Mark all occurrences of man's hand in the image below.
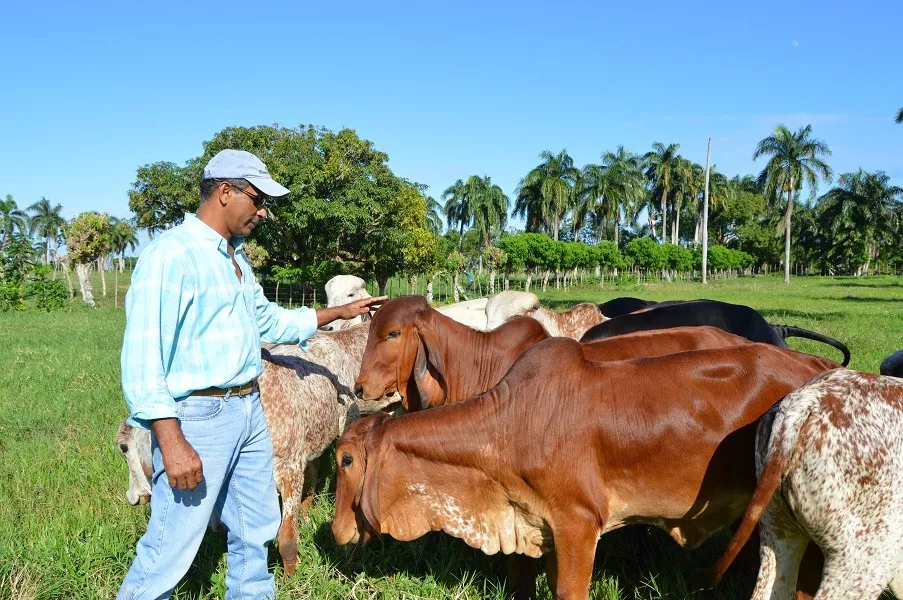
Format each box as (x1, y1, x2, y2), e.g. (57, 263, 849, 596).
(316, 296, 387, 327)
(151, 418, 204, 491)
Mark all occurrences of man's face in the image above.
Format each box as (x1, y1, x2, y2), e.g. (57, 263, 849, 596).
(226, 182, 268, 237)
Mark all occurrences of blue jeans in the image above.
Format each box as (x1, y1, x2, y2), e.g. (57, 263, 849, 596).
(118, 390, 280, 600)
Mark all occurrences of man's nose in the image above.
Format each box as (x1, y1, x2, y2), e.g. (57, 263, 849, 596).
(354, 384, 364, 399)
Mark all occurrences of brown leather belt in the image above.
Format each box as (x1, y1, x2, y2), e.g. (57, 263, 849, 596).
(188, 380, 257, 398)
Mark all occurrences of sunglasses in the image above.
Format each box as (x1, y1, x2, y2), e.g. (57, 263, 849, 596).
(234, 185, 269, 209)
(216, 180, 269, 209)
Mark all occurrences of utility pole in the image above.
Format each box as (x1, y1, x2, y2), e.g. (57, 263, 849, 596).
(702, 137, 712, 284)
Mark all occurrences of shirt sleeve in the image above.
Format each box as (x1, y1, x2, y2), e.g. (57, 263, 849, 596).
(121, 246, 194, 429)
(252, 276, 318, 347)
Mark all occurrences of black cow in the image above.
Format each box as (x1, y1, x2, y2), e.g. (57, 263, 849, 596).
(582, 299, 850, 366)
(881, 349, 903, 377)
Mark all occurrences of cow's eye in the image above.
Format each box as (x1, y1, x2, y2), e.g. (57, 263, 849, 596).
(387, 331, 401, 339)
(341, 454, 353, 468)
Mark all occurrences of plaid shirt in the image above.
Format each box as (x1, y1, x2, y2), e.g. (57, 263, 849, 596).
(121, 214, 317, 429)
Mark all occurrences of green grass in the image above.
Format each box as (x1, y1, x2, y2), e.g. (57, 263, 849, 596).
(1, 275, 901, 599)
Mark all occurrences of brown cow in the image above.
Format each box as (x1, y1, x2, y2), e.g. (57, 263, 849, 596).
(356, 295, 758, 412)
(337, 339, 839, 599)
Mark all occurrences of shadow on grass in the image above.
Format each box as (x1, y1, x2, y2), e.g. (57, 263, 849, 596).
(309, 519, 759, 599)
(825, 279, 903, 289)
(822, 296, 903, 304)
(758, 309, 845, 322)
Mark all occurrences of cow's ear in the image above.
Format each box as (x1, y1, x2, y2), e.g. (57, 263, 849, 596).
(418, 328, 447, 394)
(359, 417, 388, 532)
(412, 336, 445, 409)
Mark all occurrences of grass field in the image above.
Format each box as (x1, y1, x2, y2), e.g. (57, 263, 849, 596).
(1, 274, 901, 599)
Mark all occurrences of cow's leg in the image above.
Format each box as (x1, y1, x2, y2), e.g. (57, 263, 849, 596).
(887, 568, 903, 598)
(275, 463, 305, 577)
(505, 554, 537, 600)
(298, 460, 318, 522)
(814, 553, 889, 600)
(795, 543, 824, 600)
(752, 500, 810, 600)
(549, 528, 597, 600)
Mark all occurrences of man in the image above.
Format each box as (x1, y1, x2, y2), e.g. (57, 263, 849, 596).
(118, 149, 385, 599)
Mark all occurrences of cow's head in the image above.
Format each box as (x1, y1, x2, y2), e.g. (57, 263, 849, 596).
(354, 296, 447, 411)
(321, 275, 372, 331)
(484, 291, 541, 330)
(116, 421, 152, 506)
(331, 412, 391, 545)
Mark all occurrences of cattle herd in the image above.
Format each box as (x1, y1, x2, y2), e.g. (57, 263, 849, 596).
(117, 275, 903, 600)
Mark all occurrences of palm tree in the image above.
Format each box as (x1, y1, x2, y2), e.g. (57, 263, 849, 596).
(644, 142, 681, 244)
(753, 124, 833, 284)
(818, 170, 901, 275)
(515, 150, 578, 241)
(577, 163, 608, 241)
(27, 197, 66, 264)
(669, 158, 700, 244)
(601, 147, 645, 248)
(109, 218, 139, 272)
(464, 175, 509, 252)
(0, 195, 28, 247)
(442, 179, 470, 250)
(424, 195, 444, 235)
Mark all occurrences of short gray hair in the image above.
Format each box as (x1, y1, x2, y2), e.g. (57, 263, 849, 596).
(200, 178, 249, 203)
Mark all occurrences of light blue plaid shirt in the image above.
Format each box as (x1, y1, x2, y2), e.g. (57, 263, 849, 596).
(121, 214, 317, 429)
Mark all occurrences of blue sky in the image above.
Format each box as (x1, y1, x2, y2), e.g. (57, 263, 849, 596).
(2, 0, 901, 250)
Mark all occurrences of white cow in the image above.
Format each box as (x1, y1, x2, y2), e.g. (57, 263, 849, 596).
(701, 368, 903, 599)
(484, 291, 606, 339)
(322, 275, 372, 331)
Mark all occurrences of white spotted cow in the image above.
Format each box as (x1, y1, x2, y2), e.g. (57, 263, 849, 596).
(701, 368, 903, 599)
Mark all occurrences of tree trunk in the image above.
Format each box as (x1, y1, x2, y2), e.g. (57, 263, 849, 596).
(426, 277, 434, 303)
(63, 263, 74, 300)
(525, 271, 533, 293)
(458, 221, 465, 251)
(614, 209, 620, 248)
(45, 237, 51, 265)
(75, 263, 96, 307)
(452, 273, 460, 302)
(377, 276, 388, 297)
(408, 274, 418, 296)
(276, 281, 280, 304)
(552, 217, 560, 241)
(784, 184, 793, 285)
(119, 252, 125, 273)
(661, 187, 668, 244)
(489, 269, 496, 295)
(98, 258, 107, 297)
(673, 199, 681, 244)
(648, 207, 657, 239)
(115, 268, 119, 308)
(541, 270, 550, 292)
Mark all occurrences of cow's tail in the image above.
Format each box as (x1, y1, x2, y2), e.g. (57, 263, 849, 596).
(772, 324, 850, 366)
(696, 383, 822, 588)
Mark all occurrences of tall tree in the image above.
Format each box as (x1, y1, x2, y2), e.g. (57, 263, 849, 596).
(65, 212, 111, 307)
(515, 150, 577, 241)
(424, 195, 444, 234)
(669, 157, 700, 244)
(464, 175, 508, 252)
(109, 218, 139, 272)
(817, 169, 901, 275)
(0, 195, 28, 247)
(753, 124, 833, 284)
(644, 142, 681, 244)
(442, 179, 470, 250)
(27, 197, 66, 264)
(601, 147, 645, 248)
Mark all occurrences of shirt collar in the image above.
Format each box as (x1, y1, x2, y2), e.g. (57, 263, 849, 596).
(183, 214, 244, 254)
